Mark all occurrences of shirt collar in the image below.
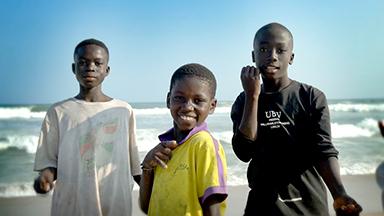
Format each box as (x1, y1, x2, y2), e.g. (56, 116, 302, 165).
(158, 122, 208, 145)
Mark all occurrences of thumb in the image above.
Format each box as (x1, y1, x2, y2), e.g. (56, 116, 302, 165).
(40, 177, 51, 192)
(43, 182, 51, 192)
(162, 140, 178, 150)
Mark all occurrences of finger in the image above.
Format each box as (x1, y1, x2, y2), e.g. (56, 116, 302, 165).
(249, 67, 257, 78)
(162, 140, 178, 150)
(44, 182, 51, 192)
(157, 143, 171, 156)
(241, 66, 259, 80)
(348, 203, 362, 213)
(154, 151, 171, 162)
(154, 155, 168, 169)
(34, 177, 47, 194)
(254, 67, 260, 77)
(241, 66, 251, 78)
(40, 178, 50, 192)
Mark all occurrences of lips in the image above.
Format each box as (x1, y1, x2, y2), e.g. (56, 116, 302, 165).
(179, 115, 196, 121)
(262, 65, 279, 73)
(83, 75, 96, 80)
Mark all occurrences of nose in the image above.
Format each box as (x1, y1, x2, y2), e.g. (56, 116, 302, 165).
(268, 49, 278, 62)
(86, 62, 96, 71)
(182, 100, 194, 110)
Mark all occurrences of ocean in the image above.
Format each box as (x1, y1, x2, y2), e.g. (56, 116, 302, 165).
(0, 99, 383, 197)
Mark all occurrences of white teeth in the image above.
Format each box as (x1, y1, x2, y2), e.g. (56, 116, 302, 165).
(180, 115, 194, 120)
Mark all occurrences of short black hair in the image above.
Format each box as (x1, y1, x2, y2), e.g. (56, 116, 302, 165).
(73, 38, 109, 60)
(254, 22, 294, 47)
(170, 63, 217, 97)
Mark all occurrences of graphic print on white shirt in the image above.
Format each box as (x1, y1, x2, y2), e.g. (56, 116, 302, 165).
(79, 118, 118, 177)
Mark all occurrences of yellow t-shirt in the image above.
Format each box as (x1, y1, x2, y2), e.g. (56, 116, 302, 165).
(148, 123, 227, 216)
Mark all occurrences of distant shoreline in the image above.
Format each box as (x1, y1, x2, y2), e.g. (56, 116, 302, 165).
(1, 97, 384, 106)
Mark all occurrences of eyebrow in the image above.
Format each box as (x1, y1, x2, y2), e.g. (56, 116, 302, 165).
(258, 41, 289, 47)
(259, 40, 285, 44)
(173, 90, 209, 97)
(78, 57, 105, 61)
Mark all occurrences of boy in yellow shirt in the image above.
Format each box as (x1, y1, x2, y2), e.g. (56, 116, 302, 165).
(139, 63, 227, 216)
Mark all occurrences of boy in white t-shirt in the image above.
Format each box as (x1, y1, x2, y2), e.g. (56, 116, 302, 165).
(33, 38, 141, 216)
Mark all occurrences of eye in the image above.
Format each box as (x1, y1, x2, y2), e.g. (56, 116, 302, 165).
(172, 96, 184, 103)
(193, 98, 207, 105)
(95, 61, 102, 66)
(78, 60, 86, 66)
(259, 47, 267, 53)
(277, 48, 287, 54)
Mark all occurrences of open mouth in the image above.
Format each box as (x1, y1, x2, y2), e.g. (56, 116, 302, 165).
(179, 115, 196, 121)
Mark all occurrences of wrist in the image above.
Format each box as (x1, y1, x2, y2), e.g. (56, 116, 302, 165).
(141, 162, 154, 172)
(244, 92, 259, 101)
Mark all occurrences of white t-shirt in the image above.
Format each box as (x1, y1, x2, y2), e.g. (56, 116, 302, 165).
(34, 98, 141, 216)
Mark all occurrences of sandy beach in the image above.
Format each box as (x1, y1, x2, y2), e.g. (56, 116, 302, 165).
(0, 174, 382, 216)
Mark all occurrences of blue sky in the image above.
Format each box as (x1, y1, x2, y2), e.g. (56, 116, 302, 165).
(0, 0, 383, 104)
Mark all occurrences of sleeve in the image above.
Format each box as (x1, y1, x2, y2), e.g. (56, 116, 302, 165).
(310, 90, 339, 160)
(196, 135, 227, 205)
(128, 108, 141, 176)
(230, 92, 254, 162)
(34, 106, 59, 171)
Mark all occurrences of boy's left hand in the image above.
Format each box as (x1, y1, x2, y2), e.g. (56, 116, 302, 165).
(333, 195, 362, 216)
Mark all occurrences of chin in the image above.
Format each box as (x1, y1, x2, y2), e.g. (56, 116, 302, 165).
(176, 124, 195, 132)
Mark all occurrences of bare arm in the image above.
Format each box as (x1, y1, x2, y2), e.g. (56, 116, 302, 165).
(139, 141, 178, 213)
(139, 169, 154, 213)
(238, 66, 261, 140)
(315, 157, 362, 215)
(202, 195, 226, 216)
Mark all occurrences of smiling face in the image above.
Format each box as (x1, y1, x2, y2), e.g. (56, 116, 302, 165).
(72, 44, 110, 89)
(167, 77, 217, 139)
(253, 23, 294, 82)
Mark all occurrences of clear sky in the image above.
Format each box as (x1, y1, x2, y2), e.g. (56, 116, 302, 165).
(1, 0, 383, 104)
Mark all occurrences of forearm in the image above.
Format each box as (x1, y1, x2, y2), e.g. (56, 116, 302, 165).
(315, 157, 346, 199)
(238, 94, 259, 140)
(203, 203, 221, 216)
(139, 170, 154, 213)
(231, 130, 254, 162)
(202, 196, 223, 216)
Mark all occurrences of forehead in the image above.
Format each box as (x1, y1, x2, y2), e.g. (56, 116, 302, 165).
(171, 77, 212, 94)
(75, 44, 109, 59)
(254, 27, 292, 47)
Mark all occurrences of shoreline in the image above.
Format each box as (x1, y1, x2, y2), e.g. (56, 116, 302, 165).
(0, 174, 382, 216)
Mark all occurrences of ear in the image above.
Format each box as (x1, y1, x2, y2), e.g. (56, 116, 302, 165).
(72, 63, 75, 74)
(289, 53, 294, 65)
(166, 92, 171, 109)
(209, 98, 217, 114)
(252, 51, 256, 63)
(105, 66, 110, 76)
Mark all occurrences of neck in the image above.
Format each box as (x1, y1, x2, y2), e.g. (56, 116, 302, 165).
(76, 86, 111, 102)
(173, 126, 192, 143)
(262, 77, 292, 93)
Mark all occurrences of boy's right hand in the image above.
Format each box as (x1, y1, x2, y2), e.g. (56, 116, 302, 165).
(33, 168, 55, 194)
(241, 66, 261, 97)
(142, 141, 178, 170)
